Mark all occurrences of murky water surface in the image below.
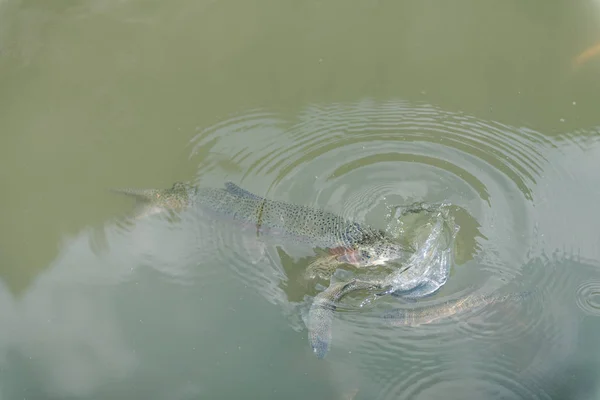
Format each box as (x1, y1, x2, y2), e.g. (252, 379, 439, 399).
(1, 1, 600, 399)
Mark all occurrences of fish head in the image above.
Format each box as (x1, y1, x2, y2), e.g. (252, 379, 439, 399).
(336, 241, 412, 267)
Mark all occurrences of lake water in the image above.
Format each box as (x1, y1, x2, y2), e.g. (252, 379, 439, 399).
(1, 1, 600, 399)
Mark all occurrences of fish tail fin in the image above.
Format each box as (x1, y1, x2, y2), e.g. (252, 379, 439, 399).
(110, 187, 159, 203)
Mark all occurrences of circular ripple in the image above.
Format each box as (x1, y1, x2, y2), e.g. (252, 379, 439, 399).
(189, 100, 551, 291)
(181, 106, 595, 399)
(575, 280, 600, 316)
(186, 100, 577, 369)
(329, 281, 578, 400)
(330, 250, 583, 400)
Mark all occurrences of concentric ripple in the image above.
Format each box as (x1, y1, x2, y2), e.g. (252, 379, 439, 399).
(184, 100, 600, 398)
(575, 280, 600, 317)
(189, 99, 553, 299)
(185, 100, 594, 382)
(325, 251, 583, 400)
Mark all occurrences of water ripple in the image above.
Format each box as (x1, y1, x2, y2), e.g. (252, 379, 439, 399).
(318, 249, 586, 400)
(322, 284, 573, 400)
(188, 100, 551, 304)
(575, 280, 600, 317)
(185, 100, 579, 371)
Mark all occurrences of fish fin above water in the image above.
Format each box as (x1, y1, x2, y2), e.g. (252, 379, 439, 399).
(224, 182, 263, 200)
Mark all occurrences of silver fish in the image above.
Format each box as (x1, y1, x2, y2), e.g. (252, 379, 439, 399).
(308, 280, 532, 358)
(383, 290, 533, 326)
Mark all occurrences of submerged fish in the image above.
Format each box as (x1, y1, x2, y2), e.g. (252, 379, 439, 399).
(307, 279, 385, 359)
(308, 279, 532, 358)
(383, 290, 533, 327)
(306, 206, 462, 358)
(113, 181, 414, 268)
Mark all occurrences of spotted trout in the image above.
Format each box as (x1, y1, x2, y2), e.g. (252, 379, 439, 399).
(382, 290, 533, 327)
(112, 181, 413, 267)
(308, 280, 532, 358)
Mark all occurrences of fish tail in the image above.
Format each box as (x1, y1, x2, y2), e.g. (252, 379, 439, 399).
(307, 279, 384, 358)
(110, 187, 158, 203)
(307, 298, 336, 359)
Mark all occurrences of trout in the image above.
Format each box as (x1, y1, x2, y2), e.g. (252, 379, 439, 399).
(308, 280, 531, 358)
(113, 181, 413, 268)
(383, 291, 533, 327)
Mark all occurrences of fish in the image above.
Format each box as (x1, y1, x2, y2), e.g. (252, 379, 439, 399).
(308, 280, 532, 358)
(303, 201, 457, 285)
(382, 290, 533, 327)
(112, 181, 414, 268)
(307, 279, 386, 359)
(309, 203, 458, 300)
(304, 209, 457, 359)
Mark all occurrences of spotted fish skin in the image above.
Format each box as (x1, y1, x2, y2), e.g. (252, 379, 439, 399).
(113, 181, 412, 260)
(383, 291, 533, 327)
(307, 279, 385, 359)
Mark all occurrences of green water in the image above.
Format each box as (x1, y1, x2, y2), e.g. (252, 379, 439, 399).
(1, 0, 600, 399)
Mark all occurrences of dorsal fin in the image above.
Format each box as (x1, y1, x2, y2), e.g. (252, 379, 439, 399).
(224, 182, 262, 200)
(110, 187, 159, 203)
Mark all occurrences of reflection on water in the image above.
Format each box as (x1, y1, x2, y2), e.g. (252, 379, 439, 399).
(1, 98, 600, 398)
